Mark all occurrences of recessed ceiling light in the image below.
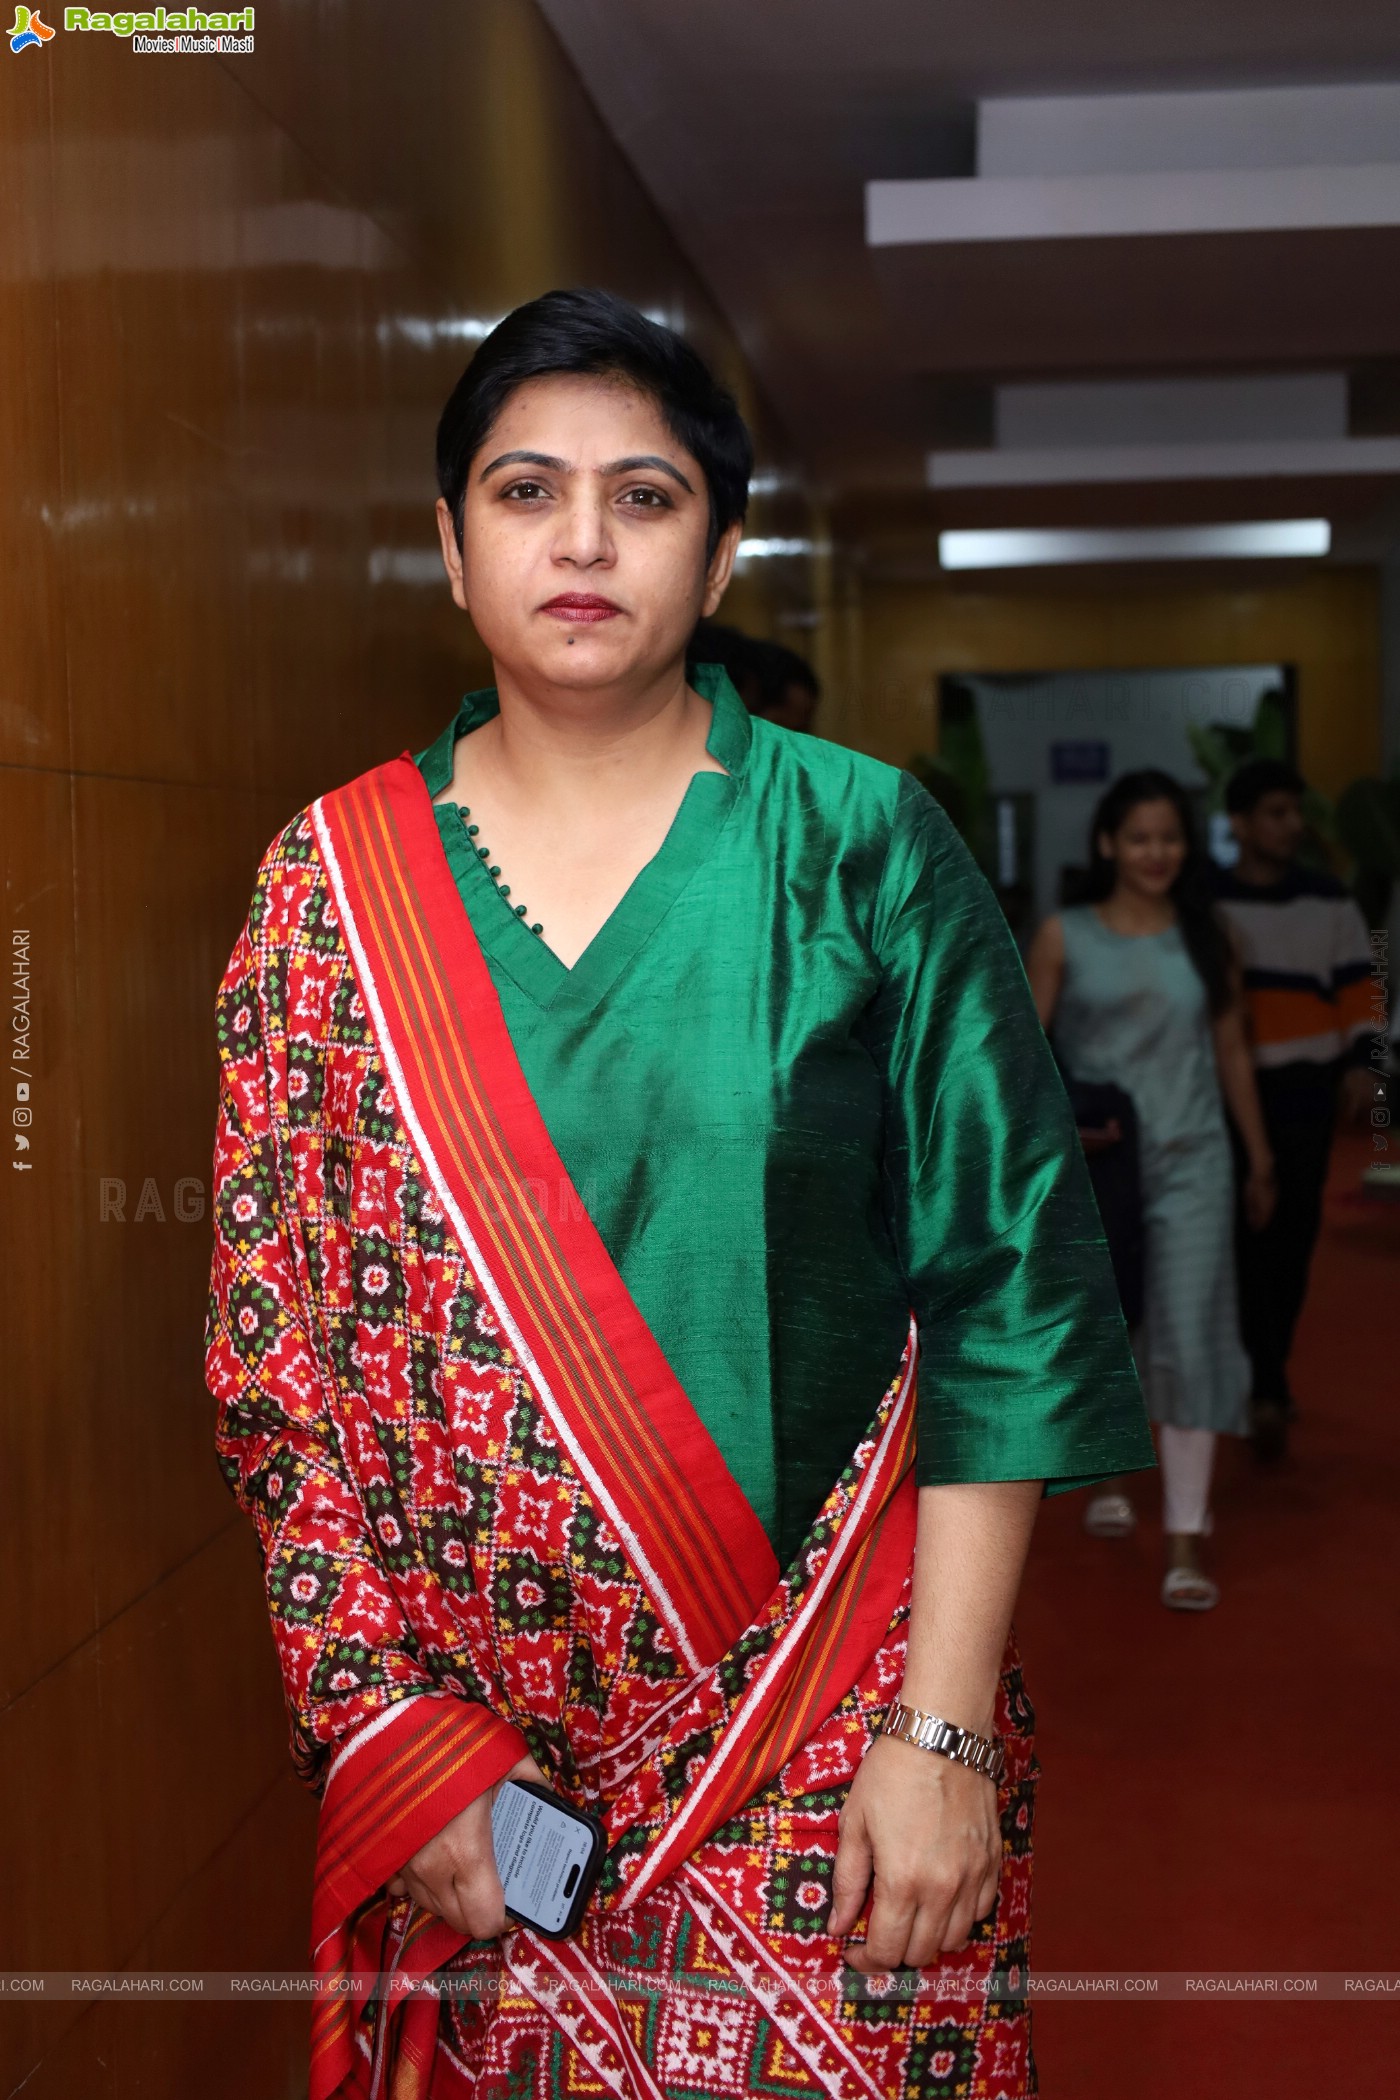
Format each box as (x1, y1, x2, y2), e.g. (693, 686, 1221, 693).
(735, 536, 827, 559)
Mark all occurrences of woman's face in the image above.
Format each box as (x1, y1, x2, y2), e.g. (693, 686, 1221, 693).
(436, 372, 739, 694)
(1098, 797, 1186, 898)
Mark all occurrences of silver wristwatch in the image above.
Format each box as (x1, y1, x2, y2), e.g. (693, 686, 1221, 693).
(881, 1700, 1006, 1786)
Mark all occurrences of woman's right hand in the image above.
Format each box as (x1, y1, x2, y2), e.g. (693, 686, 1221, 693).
(384, 1753, 548, 1937)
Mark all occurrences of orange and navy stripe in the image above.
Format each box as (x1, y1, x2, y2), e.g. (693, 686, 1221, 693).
(1244, 962, 1372, 1052)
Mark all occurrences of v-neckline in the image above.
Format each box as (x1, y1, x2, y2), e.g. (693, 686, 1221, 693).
(421, 664, 751, 1019)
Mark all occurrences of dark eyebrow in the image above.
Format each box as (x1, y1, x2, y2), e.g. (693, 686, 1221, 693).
(602, 454, 694, 493)
(477, 449, 569, 481)
(476, 448, 695, 493)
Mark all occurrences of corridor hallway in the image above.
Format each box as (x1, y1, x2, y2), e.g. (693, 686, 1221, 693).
(1019, 1128, 1400, 2097)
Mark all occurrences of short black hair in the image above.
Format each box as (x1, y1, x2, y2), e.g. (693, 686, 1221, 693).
(687, 619, 762, 680)
(1225, 757, 1306, 815)
(758, 641, 820, 702)
(435, 288, 753, 561)
(686, 625, 821, 714)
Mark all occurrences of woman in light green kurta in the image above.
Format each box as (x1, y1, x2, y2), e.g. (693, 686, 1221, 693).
(1028, 768, 1273, 1619)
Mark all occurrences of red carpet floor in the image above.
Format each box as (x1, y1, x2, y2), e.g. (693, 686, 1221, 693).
(1015, 1127, 1400, 2097)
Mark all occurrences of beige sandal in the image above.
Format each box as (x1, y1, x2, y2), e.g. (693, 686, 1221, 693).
(1084, 1491, 1136, 1538)
(1161, 1565, 1219, 1612)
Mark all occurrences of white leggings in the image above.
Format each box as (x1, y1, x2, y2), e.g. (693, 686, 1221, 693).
(1157, 1423, 1216, 1536)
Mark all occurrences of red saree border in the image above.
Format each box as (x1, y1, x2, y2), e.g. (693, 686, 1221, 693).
(309, 1695, 525, 2098)
(311, 758, 778, 1675)
(505, 1934, 669, 2100)
(619, 1336, 918, 1908)
(311, 1694, 526, 1958)
(679, 1864, 890, 2100)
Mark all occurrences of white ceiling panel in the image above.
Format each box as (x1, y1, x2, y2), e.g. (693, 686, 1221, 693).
(537, 0, 1400, 542)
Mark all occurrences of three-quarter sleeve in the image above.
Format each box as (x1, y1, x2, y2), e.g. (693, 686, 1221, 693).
(867, 772, 1155, 1493)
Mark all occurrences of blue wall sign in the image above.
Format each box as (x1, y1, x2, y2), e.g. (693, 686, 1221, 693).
(1050, 740, 1110, 784)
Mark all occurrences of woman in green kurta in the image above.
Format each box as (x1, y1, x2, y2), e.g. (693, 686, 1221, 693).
(417, 665, 1150, 1569)
(409, 287, 1148, 1968)
(214, 287, 1153, 2098)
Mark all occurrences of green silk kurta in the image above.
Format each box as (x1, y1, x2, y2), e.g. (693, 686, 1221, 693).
(415, 665, 1153, 1564)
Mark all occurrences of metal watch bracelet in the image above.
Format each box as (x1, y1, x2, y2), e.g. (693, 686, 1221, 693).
(880, 1700, 1006, 1787)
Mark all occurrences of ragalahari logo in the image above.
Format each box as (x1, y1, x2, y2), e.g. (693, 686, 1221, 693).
(9, 5, 54, 47)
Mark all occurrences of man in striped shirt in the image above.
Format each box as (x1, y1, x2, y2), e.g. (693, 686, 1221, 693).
(1210, 760, 1374, 1458)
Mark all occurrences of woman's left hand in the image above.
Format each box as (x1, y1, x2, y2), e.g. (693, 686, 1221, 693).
(827, 1735, 1000, 1972)
(1244, 1155, 1277, 1231)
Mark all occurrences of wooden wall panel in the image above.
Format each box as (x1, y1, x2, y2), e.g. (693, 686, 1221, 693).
(71, 776, 266, 1621)
(0, 7, 806, 2096)
(49, 50, 256, 789)
(94, 1525, 295, 1962)
(0, 770, 93, 1704)
(0, 1642, 105, 2089)
(0, 54, 68, 771)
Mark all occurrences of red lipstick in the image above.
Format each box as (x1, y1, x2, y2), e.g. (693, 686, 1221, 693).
(541, 592, 623, 624)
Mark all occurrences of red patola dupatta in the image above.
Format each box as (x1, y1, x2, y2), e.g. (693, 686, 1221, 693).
(206, 754, 1036, 2100)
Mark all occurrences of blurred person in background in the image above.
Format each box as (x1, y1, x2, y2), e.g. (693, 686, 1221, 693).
(752, 637, 821, 731)
(689, 620, 821, 731)
(1210, 759, 1374, 1460)
(686, 616, 764, 708)
(1027, 770, 1275, 1611)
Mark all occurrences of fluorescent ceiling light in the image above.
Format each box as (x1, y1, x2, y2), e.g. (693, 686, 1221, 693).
(747, 470, 801, 497)
(368, 547, 447, 587)
(381, 314, 505, 349)
(735, 536, 825, 559)
(938, 521, 1331, 570)
(867, 165, 1400, 245)
(928, 437, 1400, 490)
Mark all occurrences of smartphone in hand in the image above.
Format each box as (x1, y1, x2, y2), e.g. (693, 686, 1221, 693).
(490, 1779, 607, 1938)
